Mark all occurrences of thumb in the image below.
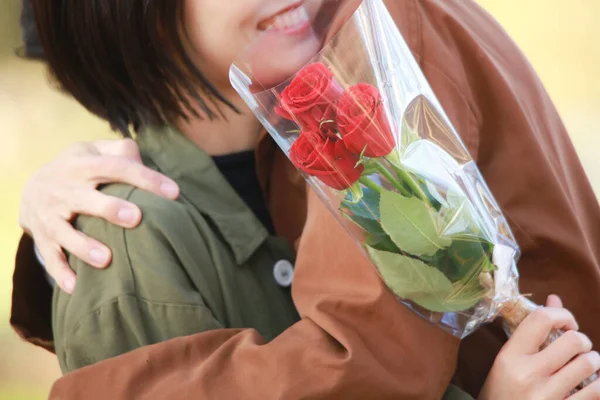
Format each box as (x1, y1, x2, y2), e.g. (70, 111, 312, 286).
(546, 294, 563, 308)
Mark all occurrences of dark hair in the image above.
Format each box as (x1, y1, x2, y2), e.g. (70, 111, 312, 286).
(18, 0, 45, 60)
(32, 0, 237, 136)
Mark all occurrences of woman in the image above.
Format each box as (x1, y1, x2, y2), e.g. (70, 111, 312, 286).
(12, 0, 600, 399)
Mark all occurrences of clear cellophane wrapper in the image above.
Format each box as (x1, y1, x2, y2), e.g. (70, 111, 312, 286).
(230, 0, 595, 389)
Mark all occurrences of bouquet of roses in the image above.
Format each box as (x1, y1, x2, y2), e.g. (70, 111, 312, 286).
(230, 0, 595, 389)
(281, 63, 496, 316)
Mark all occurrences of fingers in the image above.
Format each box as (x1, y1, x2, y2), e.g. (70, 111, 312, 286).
(554, 352, 600, 399)
(546, 294, 563, 308)
(568, 373, 600, 400)
(90, 139, 179, 199)
(44, 219, 112, 269)
(68, 189, 142, 228)
(35, 216, 115, 294)
(538, 330, 592, 373)
(35, 237, 76, 294)
(509, 307, 579, 354)
(79, 155, 179, 199)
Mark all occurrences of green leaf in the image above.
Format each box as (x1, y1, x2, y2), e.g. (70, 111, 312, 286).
(432, 240, 495, 312)
(344, 212, 399, 253)
(380, 190, 451, 256)
(367, 246, 490, 313)
(419, 249, 450, 270)
(348, 215, 385, 234)
(482, 256, 497, 273)
(341, 188, 381, 220)
(439, 190, 486, 239)
(366, 232, 401, 253)
(367, 246, 454, 311)
(441, 268, 490, 312)
(442, 239, 492, 281)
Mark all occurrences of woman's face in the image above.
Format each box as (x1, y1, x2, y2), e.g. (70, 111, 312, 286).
(182, 0, 326, 92)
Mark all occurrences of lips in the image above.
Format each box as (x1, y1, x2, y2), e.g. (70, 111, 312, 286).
(258, 3, 311, 32)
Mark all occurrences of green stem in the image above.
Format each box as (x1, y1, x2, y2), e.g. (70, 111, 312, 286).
(376, 163, 411, 197)
(396, 166, 428, 201)
(358, 176, 383, 194)
(385, 153, 427, 201)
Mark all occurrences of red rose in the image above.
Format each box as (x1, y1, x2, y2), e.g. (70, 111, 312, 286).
(336, 83, 396, 157)
(289, 129, 364, 190)
(276, 63, 342, 132)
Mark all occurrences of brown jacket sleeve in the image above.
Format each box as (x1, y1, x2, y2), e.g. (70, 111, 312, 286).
(45, 185, 459, 400)
(408, 0, 600, 396)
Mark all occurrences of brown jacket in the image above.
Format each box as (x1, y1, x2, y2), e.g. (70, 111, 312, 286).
(11, 0, 600, 398)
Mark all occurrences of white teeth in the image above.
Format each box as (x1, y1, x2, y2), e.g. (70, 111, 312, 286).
(270, 5, 310, 30)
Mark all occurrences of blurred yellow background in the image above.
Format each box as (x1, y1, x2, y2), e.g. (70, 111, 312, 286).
(0, 0, 598, 398)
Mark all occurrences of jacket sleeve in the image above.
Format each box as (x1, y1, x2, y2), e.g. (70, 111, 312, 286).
(48, 186, 460, 400)
(409, 0, 600, 396)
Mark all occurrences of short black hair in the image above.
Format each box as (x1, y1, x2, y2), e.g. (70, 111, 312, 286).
(31, 0, 237, 136)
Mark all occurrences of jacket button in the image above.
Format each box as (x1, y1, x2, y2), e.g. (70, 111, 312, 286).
(273, 260, 294, 287)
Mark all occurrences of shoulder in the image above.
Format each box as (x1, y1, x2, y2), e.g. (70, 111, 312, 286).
(75, 181, 214, 278)
(72, 183, 209, 277)
(53, 184, 217, 370)
(77, 183, 207, 249)
(61, 183, 213, 321)
(99, 182, 194, 226)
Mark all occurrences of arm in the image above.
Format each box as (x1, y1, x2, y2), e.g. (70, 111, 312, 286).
(409, 0, 600, 394)
(48, 187, 460, 400)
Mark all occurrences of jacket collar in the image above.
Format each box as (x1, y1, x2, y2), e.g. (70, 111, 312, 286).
(136, 125, 269, 264)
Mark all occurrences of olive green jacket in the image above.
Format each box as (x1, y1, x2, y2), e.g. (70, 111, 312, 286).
(53, 126, 300, 372)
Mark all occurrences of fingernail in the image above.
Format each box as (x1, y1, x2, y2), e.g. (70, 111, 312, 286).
(89, 249, 109, 265)
(63, 278, 75, 294)
(160, 182, 179, 198)
(118, 207, 137, 223)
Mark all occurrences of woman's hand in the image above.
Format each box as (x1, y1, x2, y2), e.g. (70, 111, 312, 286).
(19, 139, 180, 294)
(479, 295, 600, 400)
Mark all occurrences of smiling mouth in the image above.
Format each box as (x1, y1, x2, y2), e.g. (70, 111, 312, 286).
(258, 3, 311, 32)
